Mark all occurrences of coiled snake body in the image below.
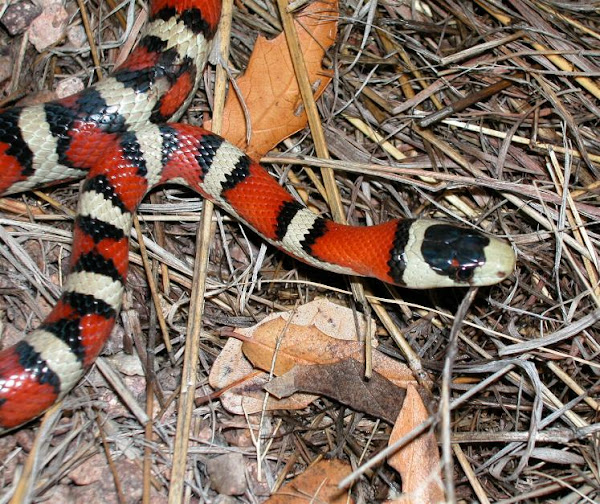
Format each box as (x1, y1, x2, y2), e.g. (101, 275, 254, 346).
(0, 0, 515, 432)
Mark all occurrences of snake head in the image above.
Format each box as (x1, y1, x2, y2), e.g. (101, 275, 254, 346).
(393, 220, 516, 289)
(419, 222, 516, 287)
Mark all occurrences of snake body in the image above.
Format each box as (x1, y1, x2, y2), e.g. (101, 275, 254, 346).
(0, 0, 515, 432)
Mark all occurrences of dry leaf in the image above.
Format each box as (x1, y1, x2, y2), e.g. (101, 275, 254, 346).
(386, 385, 444, 504)
(220, 369, 318, 415)
(265, 459, 353, 504)
(265, 357, 407, 423)
(207, 0, 338, 158)
(209, 299, 376, 414)
(208, 338, 317, 415)
(273, 297, 372, 338)
(242, 317, 415, 388)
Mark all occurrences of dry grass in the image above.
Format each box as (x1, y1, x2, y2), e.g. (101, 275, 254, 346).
(0, 0, 599, 502)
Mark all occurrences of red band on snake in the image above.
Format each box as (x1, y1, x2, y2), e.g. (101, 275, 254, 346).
(0, 0, 515, 432)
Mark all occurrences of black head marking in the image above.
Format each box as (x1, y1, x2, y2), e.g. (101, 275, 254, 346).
(421, 224, 490, 283)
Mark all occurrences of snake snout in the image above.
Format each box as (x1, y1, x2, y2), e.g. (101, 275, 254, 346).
(475, 236, 516, 286)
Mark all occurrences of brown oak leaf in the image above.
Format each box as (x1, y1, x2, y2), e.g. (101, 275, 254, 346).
(207, 0, 338, 159)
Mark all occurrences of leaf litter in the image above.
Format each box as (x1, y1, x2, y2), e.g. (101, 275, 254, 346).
(0, 0, 599, 502)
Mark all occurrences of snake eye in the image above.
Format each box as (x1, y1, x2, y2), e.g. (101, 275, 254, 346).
(455, 265, 475, 282)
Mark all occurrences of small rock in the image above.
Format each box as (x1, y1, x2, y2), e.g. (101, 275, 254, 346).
(44, 484, 75, 503)
(223, 428, 254, 448)
(103, 323, 126, 356)
(28, 2, 69, 52)
(106, 353, 145, 377)
(17, 90, 58, 107)
(246, 461, 271, 497)
(56, 77, 85, 99)
(0, 435, 17, 460)
(69, 453, 108, 485)
(36, 0, 63, 8)
(14, 429, 35, 452)
(67, 24, 87, 48)
(97, 387, 130, 419)
(70, 456, 147, 504)
(206, 453, 247, 496)
(0, 435, 19, 481)
(124, 374, 148, 400)
(194, 419, 216, 443)
(0, 321, 24, 349)
(1, 0, 42, 36)
(213, 496, 240, 504)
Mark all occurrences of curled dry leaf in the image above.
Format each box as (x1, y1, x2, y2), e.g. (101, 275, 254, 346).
(206, 0, 339, 158)
(264, 357, 407, 423)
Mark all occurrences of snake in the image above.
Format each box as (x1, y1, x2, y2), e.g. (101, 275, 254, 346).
(0, 0, 515, 433)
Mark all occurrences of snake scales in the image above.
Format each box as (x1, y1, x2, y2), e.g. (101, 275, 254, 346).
(0, 0, 515, 432)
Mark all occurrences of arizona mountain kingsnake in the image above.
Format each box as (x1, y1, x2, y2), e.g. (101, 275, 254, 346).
(0, 0, 515, 432)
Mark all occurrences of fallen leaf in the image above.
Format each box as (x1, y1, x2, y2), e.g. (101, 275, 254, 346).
(265, 357, 407, 423)
(209, 299, 376, 414)
(274, 297, 372, 338)
(208, 338, 317, 415)
(207, 0, 338, 159)
(241, 317, 415, 388)
(386, 385, 444, 504)
(265, 459, 354, 504)
(210, 300, 442, 500)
